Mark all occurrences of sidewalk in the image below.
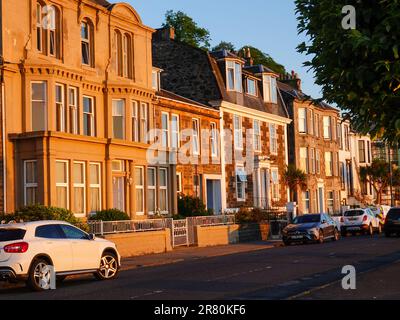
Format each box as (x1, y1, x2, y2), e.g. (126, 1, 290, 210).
(121, 240, 283, 271)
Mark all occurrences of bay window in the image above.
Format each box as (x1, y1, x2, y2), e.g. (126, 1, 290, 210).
(140, 103, 148, 143)
(147, 168, 157, 215)
(89, 163, 101, 213)
(56, 160, 69, 209)
(24, 160, 38, 206)
(159, 168, 168, 214)
(323, 116, 332, 140)
(83, 96, 95, 137)
(31, 81, 47, 131)
(69, 87, 78, 134)
(73, 162, 85, 216)
(55, 84, 66, 132)
(112, 99, 125, 140)
(135, 167, 144, 214)
(226, 60, 242, 92)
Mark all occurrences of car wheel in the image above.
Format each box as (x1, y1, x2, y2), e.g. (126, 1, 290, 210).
(94, 252, 119, 281)
(333, 229, 340, 241)
(27, 259, 53, 292)
(318, 230, 324, 244)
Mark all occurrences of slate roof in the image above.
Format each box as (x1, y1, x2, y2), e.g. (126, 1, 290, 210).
(157, 90, 214, 110)
(152, 37, 289, 119)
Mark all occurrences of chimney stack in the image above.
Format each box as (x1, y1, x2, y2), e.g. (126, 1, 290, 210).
(154, 27, 175, 41)
(244, 47, 254, 66)
(279, 70, 302, 91)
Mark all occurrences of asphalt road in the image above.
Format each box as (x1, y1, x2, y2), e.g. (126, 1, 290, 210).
(1, 235, 399, 300)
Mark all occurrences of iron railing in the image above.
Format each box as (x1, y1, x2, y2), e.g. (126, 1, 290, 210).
(187, 215, 235, 227)
(88, 219, 170, 236)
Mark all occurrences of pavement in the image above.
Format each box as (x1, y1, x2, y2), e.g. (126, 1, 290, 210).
(1, 235, 399, 300)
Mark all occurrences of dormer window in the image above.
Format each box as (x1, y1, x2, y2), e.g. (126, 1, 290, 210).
(226, 61, 242, 92)
(246, 78, 257, 96)
(263, 75, 278, 104)
(152, 69, 161, 91)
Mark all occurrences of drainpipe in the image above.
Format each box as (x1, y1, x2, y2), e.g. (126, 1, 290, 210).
(1, 68, 6, 213)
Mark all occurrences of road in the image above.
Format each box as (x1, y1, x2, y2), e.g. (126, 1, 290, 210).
(1, 235, 399, 300)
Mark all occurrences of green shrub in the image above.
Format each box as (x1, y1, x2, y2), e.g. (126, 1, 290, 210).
(235, 207, 268, 224)
(89, 209, 130, 222)
(178, 195, 209, 217)
(8, 205, 88, 232)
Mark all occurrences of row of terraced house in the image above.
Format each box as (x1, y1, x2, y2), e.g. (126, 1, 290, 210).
(0, 0, 377, 219)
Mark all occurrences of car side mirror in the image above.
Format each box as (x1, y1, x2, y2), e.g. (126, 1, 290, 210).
(88, 233, 96, 241)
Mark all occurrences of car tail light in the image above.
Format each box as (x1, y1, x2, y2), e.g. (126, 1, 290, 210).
(363, 215, 368, 222)
(4, 242, 29, 253)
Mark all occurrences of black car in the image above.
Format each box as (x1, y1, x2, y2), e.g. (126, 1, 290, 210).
(282, 213, 340, 246)
(384, 208, 400, 237)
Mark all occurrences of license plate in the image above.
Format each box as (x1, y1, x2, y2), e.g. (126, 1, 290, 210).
(347, 227, 360, 231)
(291, 235, 303, 239)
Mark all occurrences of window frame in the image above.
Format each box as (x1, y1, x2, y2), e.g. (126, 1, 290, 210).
(210, 122, 218, 157)
(89, 162, 102, 214)
(325, 152, 333, 177)
(246, 78, 257, 96)
(323, 116, 332, 140)
(112, 99, 125, 140)
(24, 160, 38, 206)
(159, 168, 169, 214)
(271, 168, 280, 202)
(147, 167, 157, 215)
(161, 112, 170, 148)
(55, 83, 66, 132)
(298, 108, 307, 134)
(73, 161, 86, 217)
(31, 81, 47, 132)
(68, 87, 79, 134)
(234, 115, 243, 151)
(135, 166, 145, 215)
(171, 114, 180, 150)
(81, 20, 93, 67)
(55, 160, 69, 210)
(269, 123, 278, 155)
(140, 102, 148, 143)
(253, 120, 261, 152)
(192, 118, 200, 155)
(83, 96, 95, 137)
(235, 165, 247, 202)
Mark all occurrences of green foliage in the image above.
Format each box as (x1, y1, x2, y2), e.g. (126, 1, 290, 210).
(295, 0, 400, 143)
(1, 205, 88, 232)
(359, 159, 400, 204)
(212, 41, 236, 52)
(177, 195, 209, 217)
(238, 46, 286, 74)
(162, 10, 211, 50)
(283, 165, 307, 202)
(235, 208, 268, 224)
(89, 209, 130, 222)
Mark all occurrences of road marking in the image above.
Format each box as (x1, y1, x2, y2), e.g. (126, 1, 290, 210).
(130, 290, 164, 300)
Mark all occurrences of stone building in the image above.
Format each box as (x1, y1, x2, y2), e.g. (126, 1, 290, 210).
(153, 30, 291, 212)
(279, 75, 342, 215)
(0, 0, 177, 217)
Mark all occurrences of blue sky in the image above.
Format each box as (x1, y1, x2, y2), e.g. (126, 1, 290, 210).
(129, 0, 321, 99)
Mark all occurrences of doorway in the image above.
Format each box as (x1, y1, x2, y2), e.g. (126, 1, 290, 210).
(206, 179, 222, 215)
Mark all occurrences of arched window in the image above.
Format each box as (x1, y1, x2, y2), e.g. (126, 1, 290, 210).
(36, 3, 61, 58)
(114, 30, 132, 79)
(122, 33, 131, 78)
(81, 19, 94, 67)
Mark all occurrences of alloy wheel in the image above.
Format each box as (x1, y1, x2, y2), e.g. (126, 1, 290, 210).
(99, 255, 118, 279)
(33, 262, 52, 290)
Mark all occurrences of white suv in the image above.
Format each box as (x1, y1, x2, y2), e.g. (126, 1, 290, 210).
(341, 208, 382, 236)
(0, 221, 121, 291)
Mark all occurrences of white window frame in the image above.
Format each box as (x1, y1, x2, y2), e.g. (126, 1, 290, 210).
(303, 190, 310, 214)
(147, 167, 157, 215)
(234, 115, 243, 150)
(192, 118, 200, 155)
(24, 160, 38, 206)
(171, 114, 180, 149)
(31, 81, 47, 132)
(81, 21, 91, 66)
(176, 172, 182, 194)
(132, 101, 139, 142)
(310, 148, 316, 174)
(152, 70, 160, 91)
(69, 87, 78, 134)
(323, 116, 332, 140)
(36, 3, 43, 52)
(298, 108, 307, 134)
(135, 166, 145, 215)
(235, 165, 247, 202)
(112, 99, 125, 140)
(140, 102, 148, 143)
(271, 168, 280, 202)
(270, 77, 278, 104)
(246, 78, 257, 96)
(161, 112, 170, 148)
(112, 160, 124, 172)
(73, 161, 86, 217)
(89, 162, 102, 214)
(226, 60, 242, 93)
(55, 160, 69, 210)
(253, 120, 261, 152)
(122, 34, 129, 78)
(270, 123, 278, 155)
(83, 96, 95, 137)
(159, 168, 169, 214)
(55, 83, 65, 132)
(327, 191, 334, 214)
(210, 122, 218, 157)
(300, 147, 309, 174)
(325, 152, 333, 177)
(316, 149, 321, 175)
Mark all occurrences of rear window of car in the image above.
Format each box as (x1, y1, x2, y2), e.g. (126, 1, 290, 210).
(344, 210, 364, 217)
(387, 209, 400, 220)
(0, 228, 26, 242)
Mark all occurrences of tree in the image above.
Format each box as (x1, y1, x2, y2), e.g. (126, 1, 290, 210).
(212, 41, 236, 52)
(295, 0, 400, 143)
(283, 164, 307, 203)
(359, 159, 400, 205)
(238, 46, 286, 74)
(162, 10, 211, 50)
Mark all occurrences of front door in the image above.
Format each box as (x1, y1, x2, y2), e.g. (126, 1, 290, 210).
(113, 176, 125, 212)
(319, 187, 324, 213)
(260, 169, 270, 209)
(206, 180, 222, 215)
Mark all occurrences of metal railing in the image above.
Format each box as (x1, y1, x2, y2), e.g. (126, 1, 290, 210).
(187, 215, 235, 228)
(88, 219, 169, 236)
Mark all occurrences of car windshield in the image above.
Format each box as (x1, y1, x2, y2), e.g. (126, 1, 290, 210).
(0, 228, 26, 242)
(387, 209, 400, 220)
(344, 210, 364, 217)
(293, 215, 321, 224)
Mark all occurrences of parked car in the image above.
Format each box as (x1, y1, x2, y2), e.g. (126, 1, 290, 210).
(282, 213, 340, 246)
(384, 207, 400, 237)
(341, 208, 381, 236)
(330, 213, 343, 231)
(0, 221, 121, 291)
